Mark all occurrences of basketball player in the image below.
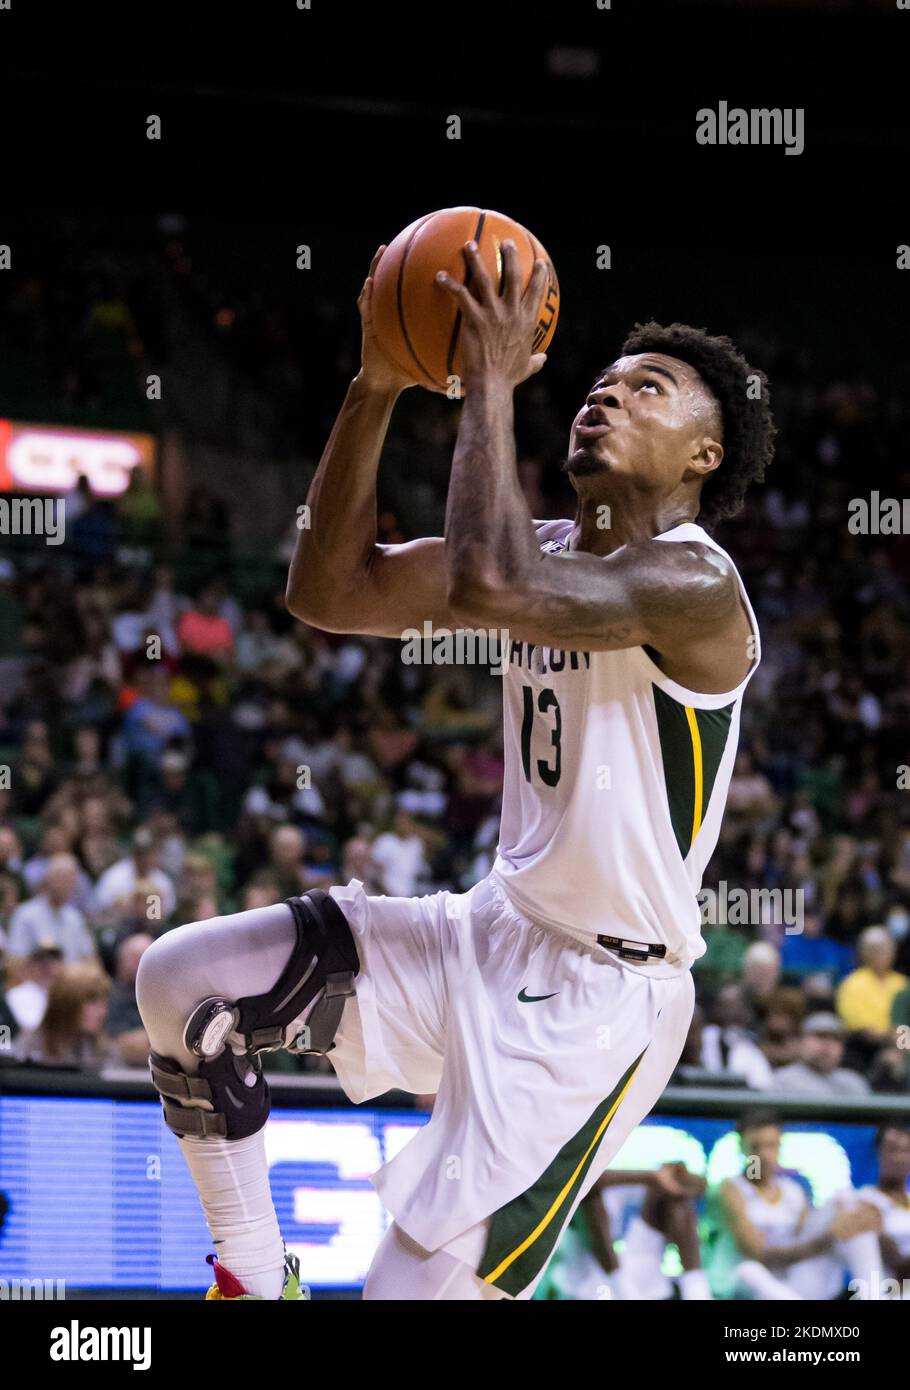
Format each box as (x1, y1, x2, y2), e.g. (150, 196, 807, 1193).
(136, 240, 777, 1300)
(855, 1123, 910, 1296)
(711, 1111, 883, 1299)
(544, 1162, 711, 1301)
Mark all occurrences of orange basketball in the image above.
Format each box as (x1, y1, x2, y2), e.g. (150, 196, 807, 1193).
(370, 207, 559, 394)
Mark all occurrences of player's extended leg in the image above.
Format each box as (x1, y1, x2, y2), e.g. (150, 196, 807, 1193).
(136, 891, 358, 1299)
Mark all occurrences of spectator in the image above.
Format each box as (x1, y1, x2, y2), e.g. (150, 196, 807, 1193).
(0, 867, 23, 938)
(780, 910, 854, 985)
(773, 1014, 870, 1098)
(76, 792, 122, 879)
(120, 665, 192, 767)
(16, 960, 111, 1069)
(0, 826, 26, 895)
(174, 852, 222, 923)
(70, 482, 119, 569)
(370, 808, 433, 898)
(177, 582, 235, 663)
(341, 835, 383, 894)
(143, 747, 221, 836)
(91, 827, 176, 925)
(105, 932, 153, 1066)
(6, 854, 96, 963)
(836, 926, 908, 1049)
(266, 824, 312, 899)
(757, 1009, 800, 1071)
(0, 986, 18, 1046)
(2, 944, 64, 1031)
(700, 984, 774, 1089)
(22, 821, 92, 901)
(741, 941, 782, 1014)
(235, 609, 282, 674)
(725, 750, 777, 823)
(12, 720, 60, 816)
(241, 870, 281, 912)
(117, 464, 163, 547)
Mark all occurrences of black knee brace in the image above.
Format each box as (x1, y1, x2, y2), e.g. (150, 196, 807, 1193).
(149, 889, 359, 1141)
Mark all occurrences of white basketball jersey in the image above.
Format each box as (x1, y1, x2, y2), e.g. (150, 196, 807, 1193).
(492, 519, 760, 974)
(857, 1185, 910, 1260)
(729, 1174, 809, 1246)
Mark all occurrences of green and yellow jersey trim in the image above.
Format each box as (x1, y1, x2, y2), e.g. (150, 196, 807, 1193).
(652, 685, 734, 860)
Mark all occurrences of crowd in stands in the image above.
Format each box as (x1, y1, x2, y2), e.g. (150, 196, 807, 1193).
(2, 217, 910, 1102)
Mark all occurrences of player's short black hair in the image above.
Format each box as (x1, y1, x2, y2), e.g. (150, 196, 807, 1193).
(875, 1121, 910, 1150)
(620, 320, 776, 528)
(736, 1107, 782, 1137)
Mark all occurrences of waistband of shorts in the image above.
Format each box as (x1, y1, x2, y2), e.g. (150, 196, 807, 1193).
(481, 870, 684, 970)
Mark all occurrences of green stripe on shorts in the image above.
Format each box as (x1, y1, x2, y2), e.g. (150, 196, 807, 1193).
(477, 1049, 646, 1297)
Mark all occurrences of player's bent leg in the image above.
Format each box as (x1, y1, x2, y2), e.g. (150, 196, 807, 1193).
(136, 891, 359, 1299)
(733, 1259, 803, 1301)
(615, 1209, 673, 1301)
(362, 1222, 507, 1301)
(657, 1197, 713, 1300)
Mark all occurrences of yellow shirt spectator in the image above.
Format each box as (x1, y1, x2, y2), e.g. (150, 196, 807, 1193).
(836, 966, 908, 1036)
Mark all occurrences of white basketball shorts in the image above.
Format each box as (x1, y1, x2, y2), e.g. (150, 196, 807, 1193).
(328, 871, 695, 1299)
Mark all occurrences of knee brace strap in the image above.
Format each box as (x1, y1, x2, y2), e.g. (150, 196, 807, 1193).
(235, 889, 359, 1056)
(150, 1047, 267, 1140)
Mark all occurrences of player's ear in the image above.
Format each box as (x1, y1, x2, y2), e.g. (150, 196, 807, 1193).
(688, 436, 723, 478)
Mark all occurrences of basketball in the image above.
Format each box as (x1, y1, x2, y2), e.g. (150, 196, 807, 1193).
(370, 206, 560, 393)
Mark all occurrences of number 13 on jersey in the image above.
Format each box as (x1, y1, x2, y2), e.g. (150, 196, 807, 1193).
(520, 684, 562, 787)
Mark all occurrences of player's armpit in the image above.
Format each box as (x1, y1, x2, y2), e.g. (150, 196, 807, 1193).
(296, 535, 457, 639)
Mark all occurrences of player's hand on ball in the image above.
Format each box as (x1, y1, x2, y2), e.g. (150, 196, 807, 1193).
(436, 239, 548, 390)
(357, 246, 419, 394)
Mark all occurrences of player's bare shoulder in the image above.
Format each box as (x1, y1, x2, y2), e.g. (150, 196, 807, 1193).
(626, 538, 754, 692)
(618, 536, 743, 629)
(661, 539, 742, 625)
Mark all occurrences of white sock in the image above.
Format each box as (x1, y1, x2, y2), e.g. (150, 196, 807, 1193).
(837, 1231, 885, 1300)
(180, 1129, 286, 1299)
(735, 1258, 802, 1300)
(624, 1214, 666, 1258)
(678, 1268, 713, 1300)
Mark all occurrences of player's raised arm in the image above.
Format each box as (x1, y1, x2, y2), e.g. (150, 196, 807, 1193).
(286, 246, 453, 638)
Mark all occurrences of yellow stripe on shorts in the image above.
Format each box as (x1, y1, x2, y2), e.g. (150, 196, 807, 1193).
(481, 1057, 643, 1286)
